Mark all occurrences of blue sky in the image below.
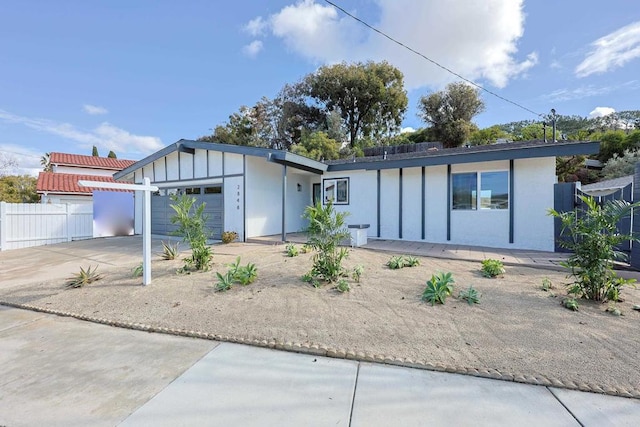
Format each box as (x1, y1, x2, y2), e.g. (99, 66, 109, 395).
(1, 0, 639, 174)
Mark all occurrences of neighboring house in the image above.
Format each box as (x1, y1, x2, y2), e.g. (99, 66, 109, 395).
(580, 175, 633, 198)
(37, 153, 135, 204)
(114, 139, 599, 251)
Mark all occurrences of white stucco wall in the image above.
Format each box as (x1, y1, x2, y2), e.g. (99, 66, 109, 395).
(209, 152, 223, 176)
(513, 157, 556, 251)
(286, 171, 312, 233)
(402, 167, 423, 241)
(379, 169, 400, 239)
(424, 165, 448, 242)
(224, 175, 245, 241)
(245, 157, 283, 238)
(194, 149, 208, 178)
(225, 153, 244, 175)
(40, 194, 93, 205)
(450, 161, 511, 248)
(53, 165, 115, 177)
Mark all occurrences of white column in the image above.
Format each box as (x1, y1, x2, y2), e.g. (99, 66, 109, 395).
(143, 177, 152, 285)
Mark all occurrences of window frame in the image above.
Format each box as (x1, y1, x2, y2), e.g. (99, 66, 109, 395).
(322, 177, 349, 205)
(451, 170, 509, 211)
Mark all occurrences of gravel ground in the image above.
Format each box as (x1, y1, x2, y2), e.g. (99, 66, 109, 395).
(2, 242, 640, 394)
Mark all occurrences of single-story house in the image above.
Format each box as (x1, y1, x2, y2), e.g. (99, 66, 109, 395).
(114, 139, 599, 251)
(37, 152, 136, 204)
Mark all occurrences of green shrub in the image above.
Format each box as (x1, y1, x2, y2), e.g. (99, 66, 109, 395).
(352, 265, 364, 283)
(541, 277, 553, 292)
(458, 285, 481, 305)
(170, 194, 212, 272)
(159, 241, 179, 260)
(215, 271, 234, 292)
(387, 255, 420, 269)
(387, 255, 405, 269)
(132, 262, 143, 278)
(422, 272, 455, 305)
(220, 257, 259, 289)
(285, 244, 299, 257)
(303, 201, 350, 283)
(481, 259, 505, 278)
(562, 297, 579, 311)
(65, 266, 103, 289)
(549, 195, 640, 301)
(336, 279, 350, 293)
(221, 231, 238, 244)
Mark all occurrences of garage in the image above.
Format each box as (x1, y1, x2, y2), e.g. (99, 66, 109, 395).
(151, 185, 223, 240)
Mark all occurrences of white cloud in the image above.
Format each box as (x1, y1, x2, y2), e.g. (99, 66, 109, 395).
(576, 21, 640, 78)
(542, 80, 640, 102)
(0, 109, 163, 156)
(0, 144, 44, 176)
(400, 127, 416, 134)
(244, 16, 267, 37)
(245, 0, 536, 89)
(589, 107, 616, 118)
(242, 40, 264, 57)
(83, 104, 109, 115)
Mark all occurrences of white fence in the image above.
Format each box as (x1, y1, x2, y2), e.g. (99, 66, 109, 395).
(0, 202, 93, 251)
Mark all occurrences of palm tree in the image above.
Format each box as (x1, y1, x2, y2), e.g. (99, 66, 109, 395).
(40, 152, 52, 172)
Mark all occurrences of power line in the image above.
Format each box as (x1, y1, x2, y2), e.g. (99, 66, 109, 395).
(322, 0, 544, 118)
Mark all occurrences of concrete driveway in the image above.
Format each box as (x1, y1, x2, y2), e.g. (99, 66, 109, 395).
(1, 237, 640, 425)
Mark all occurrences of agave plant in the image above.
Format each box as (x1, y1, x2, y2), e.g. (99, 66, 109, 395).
(65, 266, 103, 289)
(159, 241, 180, 260)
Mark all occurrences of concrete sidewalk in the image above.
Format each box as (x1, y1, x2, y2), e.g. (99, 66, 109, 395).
(1, 306, 639, 426)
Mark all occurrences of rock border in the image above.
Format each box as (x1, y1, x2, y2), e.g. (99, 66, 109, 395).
(2, 300, 639, 400)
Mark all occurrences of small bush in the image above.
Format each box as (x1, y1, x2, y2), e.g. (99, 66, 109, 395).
(285, 244, 299, 257)
(336, 279, 350, 293)
(481, 259, 505, 278)
(352, 265, 364, 283)
(458, 285, 481, 305)
(301, 272, 313, 283)
(215, 271, 234, 292)
(221, 231, 238, 244)
(159, 241, 179, 260)
(170, 194, 212, 272)
(541, 277, 553, 291)
(562, 297, 579, 311)
(387, 255, 420, 269)
(422, 272, 455, 305)
(216, 257, 259, 291)
(132, 263, 143, 278)
(65, 266, 103, 289)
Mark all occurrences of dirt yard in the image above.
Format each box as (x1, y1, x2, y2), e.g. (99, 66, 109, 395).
(2, 242, 639, 395)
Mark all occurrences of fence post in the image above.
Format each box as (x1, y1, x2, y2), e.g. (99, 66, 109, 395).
(66, 203, 72, 242)
(0, 202, 5, 251)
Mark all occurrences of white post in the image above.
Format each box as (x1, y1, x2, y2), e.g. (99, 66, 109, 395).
(66, 203, 72, 242)
(78, 179, 158, 285)
(143, 177, 152, 285)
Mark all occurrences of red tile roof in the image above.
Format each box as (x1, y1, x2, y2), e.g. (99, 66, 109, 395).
(36, 172, 131, 195)
(49, 152, 136, 170)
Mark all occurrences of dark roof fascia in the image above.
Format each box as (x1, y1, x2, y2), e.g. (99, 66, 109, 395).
(114, 139, 327, 180)
(326, 141, 600, 172)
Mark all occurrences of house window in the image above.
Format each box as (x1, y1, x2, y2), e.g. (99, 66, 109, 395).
(480, 171, 508, 209)
(452, 171, 508, 210)
(452, 173, 477, 210)
(323, 178, 349, 205)
(185, 187, 201, 195)
(313, 183, 321, 206)
(204, 186, 222, 194)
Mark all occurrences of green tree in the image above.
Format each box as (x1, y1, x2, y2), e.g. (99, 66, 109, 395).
(92, 146, 99, 157)
(596, 130, 628, 162)
(40, 152, 52, 172)
(469, 125, 510, 145)
(303, 61, 408, 147)
(291, 131, 341, 161)
(107, 151, 117, 159)
(417, 82, 485, 148)
(601, 149, 640, 179)
(0, 175, 38, 202)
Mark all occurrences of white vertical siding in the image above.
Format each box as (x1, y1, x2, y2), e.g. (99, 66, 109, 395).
(0, 202, 93, 251)
(165, 152, 179, 181)
(225, 153, 244, 175)
(179, 152, 194, 180)
(194, 149, 208, 178)
(402, 167, 423, 241)
(209, 152, 223, 176)
(153, 159, 167, 181)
